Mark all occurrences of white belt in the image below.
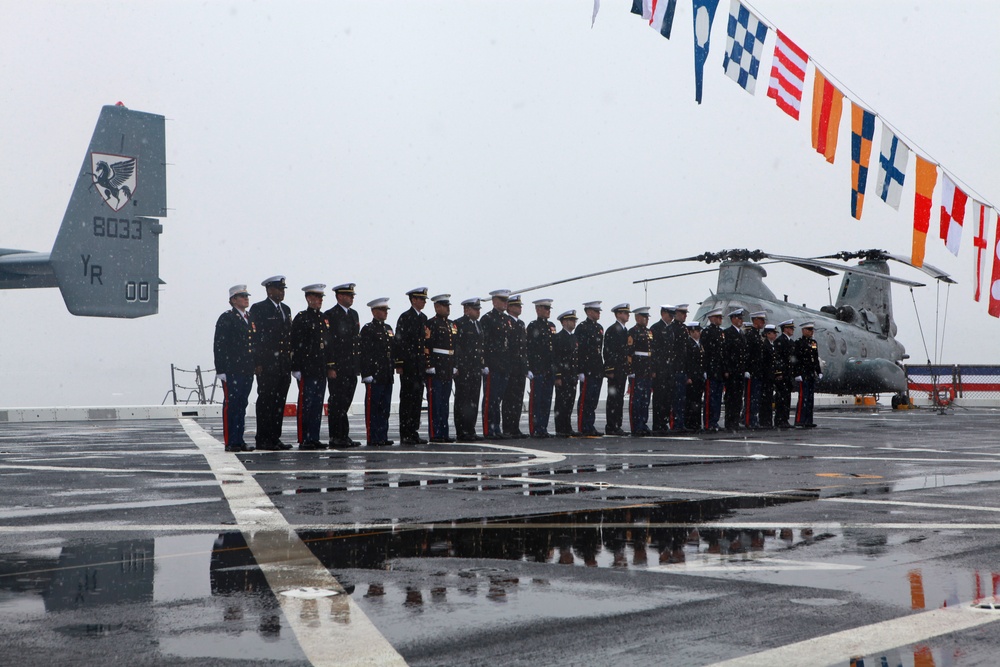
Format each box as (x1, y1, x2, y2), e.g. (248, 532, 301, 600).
(432, 348, 454, 355)
(634, 351, 651, 357)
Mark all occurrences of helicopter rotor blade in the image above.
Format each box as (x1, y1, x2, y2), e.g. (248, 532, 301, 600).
(511, 257, 696, 294)
(632, 265, 730, 284)
(765, 253, 926, 287)
(883, 252, 957, 284)
(814, 249, 957, 284)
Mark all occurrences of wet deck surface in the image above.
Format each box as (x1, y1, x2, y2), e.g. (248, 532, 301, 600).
(2, 407, 1000, 665)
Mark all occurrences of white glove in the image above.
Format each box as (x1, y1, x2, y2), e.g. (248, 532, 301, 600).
(482, 367, 490, 376)
(362, 376, 373, 384)
(744, 371, 751, 379)
(794, 375, 802, 383)
(527, 371, 534, 380)
(818, 373, 824, 380)
(628, 373, 635, 379)
(291, 371, 301, 381)
(703, 372, 707, 379)
(426, 367, 436, 375)
(453, 367, 458, 376)
(578, 373, 585, 382)
(216, 373, 227, 383)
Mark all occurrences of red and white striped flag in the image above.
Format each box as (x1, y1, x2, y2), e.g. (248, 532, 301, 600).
(940, 173, 968, 256)
(990, 215, 1000, 318)
(972, 200, 991, 301)
(767, 30, 808, 120)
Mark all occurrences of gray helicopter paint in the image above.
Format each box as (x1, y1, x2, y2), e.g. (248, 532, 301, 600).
(0, 105, 167, 318)
(692, 261, 908, 394)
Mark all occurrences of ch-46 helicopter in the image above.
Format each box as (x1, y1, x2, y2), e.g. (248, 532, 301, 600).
(0, 104, 167, 317)
(515, 249, 954, 403)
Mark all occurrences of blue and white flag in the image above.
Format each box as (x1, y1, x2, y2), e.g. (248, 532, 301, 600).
(722, 0, 769, 94)
(650, 0, 678, 39)
(875, 129, 909, 210)
(691, 0, 721, 104)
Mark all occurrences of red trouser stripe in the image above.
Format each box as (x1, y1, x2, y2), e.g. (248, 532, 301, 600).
(628, 379, 635, 432)
(745, 378, 752, 426)
(426, 377, 435, 440)
(704, 379, 711, 430)
(796, 380, 804, 423)
(296, 378, 304, 443)
(222, 381, 230, 445)
(528, 379, 535, 435)
(365, 383, 372, 443)
(577, 378, 586, 432)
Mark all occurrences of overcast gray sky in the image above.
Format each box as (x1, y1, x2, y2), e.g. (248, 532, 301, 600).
(1, 0, 997, 407)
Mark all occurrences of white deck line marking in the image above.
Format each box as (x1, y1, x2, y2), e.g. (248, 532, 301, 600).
(0, 497, 220, 520)
(705, 606, 1000, 667)
(179, 418, 406, 667)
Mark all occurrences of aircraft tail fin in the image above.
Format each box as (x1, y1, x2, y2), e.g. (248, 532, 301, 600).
(49, 104, 167, 318)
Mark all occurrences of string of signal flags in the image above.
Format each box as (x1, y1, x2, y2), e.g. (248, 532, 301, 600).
(590, 0, 1000, 319)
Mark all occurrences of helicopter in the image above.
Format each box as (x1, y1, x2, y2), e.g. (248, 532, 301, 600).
(514, 249, 955, 403)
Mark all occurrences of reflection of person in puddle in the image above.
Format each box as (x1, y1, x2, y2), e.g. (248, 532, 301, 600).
(210, 533, 281, 640)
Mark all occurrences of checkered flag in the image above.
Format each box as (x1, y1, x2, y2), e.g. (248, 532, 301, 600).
(722, 0, 769, 95)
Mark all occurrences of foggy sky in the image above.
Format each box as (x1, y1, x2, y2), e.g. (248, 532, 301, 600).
(1, 0, 997, 407)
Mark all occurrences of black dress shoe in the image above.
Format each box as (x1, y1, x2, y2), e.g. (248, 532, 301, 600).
(224, 445, 242, 452)
(299, 441, 324, 450)
(531, 432, 551, 439)
(276, 440, 293, 450)
(605, 428, 627, 436)
(415, 437, 429, 445)
(256, 442, 280, 451)
(240, 443, 256, 452)
(429, 437, 456, 443)
(370, 440, 394, 447)
(400, 437, 419, 445)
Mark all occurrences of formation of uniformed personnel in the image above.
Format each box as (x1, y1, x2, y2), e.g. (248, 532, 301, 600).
(744, 311, 767, 429)
(701, 309, 726, 431)
(502, 295, 528, 438)
(248, 276, 293, 451)
(773, 320, 796, 428)
(650, 305, 675, 434)
(526, 298, 557, 438)
(722, 308, 749, 431)
(214, 284, 255, 452)
(575, 301, 605, 437)
(290, 284, 335, 449)
(603, 303, 630, 436)
(793, 322, 821, 427)
(553, 310, 580, 437)
(626, 306, 654, 436)
(325, 283, 361, 448)
(395, 287, 429, 445)
(425, 294, 457, 443)
(683, 321, 705, 430)
(667, 304, 690, 431)
(760, 323, 779, 428)
(454, 297, 486, 441)
(481, 289, 514, 439)
(359, 297, 395, 446)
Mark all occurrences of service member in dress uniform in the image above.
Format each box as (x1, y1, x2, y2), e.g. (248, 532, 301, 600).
(575, 301, 605, 437)
(424, 294, 457, 443)
(773, 320, 795, 429)
(325, 283, 361, 448)
(793, 322, 822, 428)
(526, 298, 557, 438)
(395, 287, 429, 445)
(248, 276, 293, 451)
(215, 284, 255, 452)
(723, 308, 749, 431)
(553, 310, 580, 437)
(626, 306, 654, 436)
(454, 297, 486, 441)
(650, 305, 676, 434)
(481, 289, 514, 439)
(359, 297, 395, 447)
(502, 294, 529, 438)
(744, 311, 767, 429)
(291, 284, 335, 450)
(760, 323, 779, 429)
(701, 308, 726, 431)
(683, 321, 705, 431)
(603, 303, 631, 436)
(668, 304, 690, 431)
